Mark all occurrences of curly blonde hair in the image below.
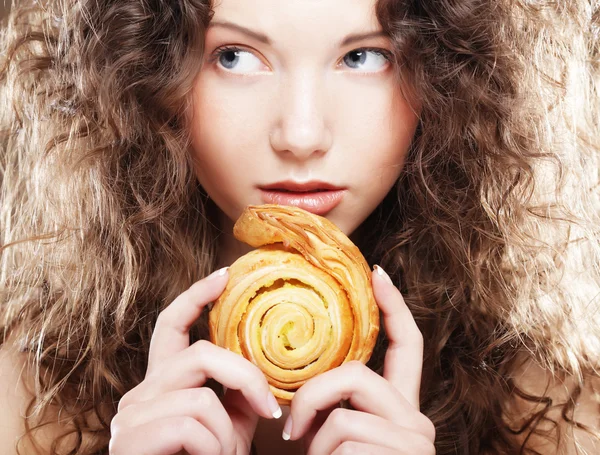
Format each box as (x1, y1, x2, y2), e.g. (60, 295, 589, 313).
(1, 0, 599, 454)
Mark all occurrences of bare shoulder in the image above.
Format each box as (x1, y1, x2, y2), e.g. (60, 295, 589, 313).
(0, 341, 31, 455)
(504, 354, 600, 454)
(0, 341, 80, 455)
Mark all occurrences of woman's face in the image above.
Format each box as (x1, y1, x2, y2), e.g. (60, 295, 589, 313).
(189, 0, 419, 236)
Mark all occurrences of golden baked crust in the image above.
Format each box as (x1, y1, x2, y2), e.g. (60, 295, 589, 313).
(209, 204, 380, 404)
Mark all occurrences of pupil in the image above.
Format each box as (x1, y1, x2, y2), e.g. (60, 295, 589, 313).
(351, 51, 363, 62)
(345, 51, 366, 68)
(220, 51, 239, 68)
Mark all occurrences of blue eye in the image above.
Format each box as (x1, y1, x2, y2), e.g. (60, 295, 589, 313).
(209, 46, 392, 74)
(342, 48, 392, 71)
(213, 46, 265, 73)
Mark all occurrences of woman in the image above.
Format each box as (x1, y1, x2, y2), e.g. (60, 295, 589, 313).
(1, 0, 599, 453)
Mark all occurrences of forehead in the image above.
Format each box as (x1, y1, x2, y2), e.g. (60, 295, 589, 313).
(209, 0, 382, 38)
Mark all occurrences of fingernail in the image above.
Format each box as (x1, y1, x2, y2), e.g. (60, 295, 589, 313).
(374, 265, 394, 285)
(282, 415, 293, 440)
(267, 392, 282, 419)
(207, 266, 229, 279)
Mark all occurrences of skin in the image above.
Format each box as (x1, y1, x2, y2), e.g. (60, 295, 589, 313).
(0, 1, 599, 455)
(109, 0, 434, 454)
(187, 0, 420, 265)
(109, 269, 435, 455)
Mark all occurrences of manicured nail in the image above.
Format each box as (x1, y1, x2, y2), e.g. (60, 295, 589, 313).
(374, 265, 394, 285)
(207, 266, 229, 279)
(282, 415, 293, 440)
(267, 392, 282, 419)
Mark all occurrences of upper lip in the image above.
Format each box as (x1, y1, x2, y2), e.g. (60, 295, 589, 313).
(259, 181, 345, 192)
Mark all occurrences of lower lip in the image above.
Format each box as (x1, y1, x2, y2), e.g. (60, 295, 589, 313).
(259, 189, 346, 215)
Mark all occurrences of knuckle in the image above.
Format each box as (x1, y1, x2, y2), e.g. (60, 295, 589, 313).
(334, 441, 362, 455)
(144, 366, 161, 383)
(197, 338, 212, 348)
(116, 390, 136, 412)
(188, 279, 206, 293)
(421, 416, 437, 442)
(405, 318, 424, 347)
(108, 426, 134, 455)
(154, 307, 176, 330)
(133, 380, 158, 404)
(328, 407, 351, 430)
(344, 360, 363, 372)
(109, 414, 122, 437)
(193, 338, 213, 354)
(190, 339, 213, 364)
(179, 417, 221, 454)
(194, 386, 219, 409)
(411, 433, 436, 455)
(113, 393, 149, 431)
(179, 416, 199, 434)
(413, 327, 424, 347)
(108, 435, 121, 455)
(344, 360, 367, 378)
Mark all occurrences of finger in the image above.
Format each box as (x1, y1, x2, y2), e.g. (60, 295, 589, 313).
(109, 416, 221, 455)
(288, 361, 428, 441)
(372, 265, 424, 408)
(112, 387, 236, 455)
(121, 340, 281, 420)
(302, 405, 337, 451)
(330, 442, 413, 455)
(221, 388, 261, 447)
(222, 388, 286, 455)
(306, 408, 435, 455)
(147, 267, 229, 371)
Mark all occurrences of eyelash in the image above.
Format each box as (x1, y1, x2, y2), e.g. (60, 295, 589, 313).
(208, 45, 243, 64)
(208, 46, 394, 69)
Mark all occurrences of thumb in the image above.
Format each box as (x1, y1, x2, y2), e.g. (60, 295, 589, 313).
(222, 388, 261, 451)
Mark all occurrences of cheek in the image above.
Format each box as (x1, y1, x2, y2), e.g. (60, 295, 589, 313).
(188, 80, 262, 179)
(343, 85, 418, 180)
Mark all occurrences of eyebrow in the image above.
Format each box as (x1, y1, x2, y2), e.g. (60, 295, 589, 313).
(208, 20, 387, 47)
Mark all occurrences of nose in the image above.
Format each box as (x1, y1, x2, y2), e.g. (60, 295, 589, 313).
(269, 72, 333, 160)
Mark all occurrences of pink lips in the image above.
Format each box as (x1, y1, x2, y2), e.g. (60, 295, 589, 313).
(259, 181, 346, 215)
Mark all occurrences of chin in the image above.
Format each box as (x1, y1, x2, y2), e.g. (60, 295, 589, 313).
(325, 211, 366, 238)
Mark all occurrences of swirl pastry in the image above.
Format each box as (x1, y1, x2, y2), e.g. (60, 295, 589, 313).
(208, 204, 380, 404)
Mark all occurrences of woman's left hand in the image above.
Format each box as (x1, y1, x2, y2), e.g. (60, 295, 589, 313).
(284, 265, 436, 455)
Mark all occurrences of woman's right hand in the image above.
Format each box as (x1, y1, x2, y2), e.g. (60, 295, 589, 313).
(109, 267, 282, 455)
